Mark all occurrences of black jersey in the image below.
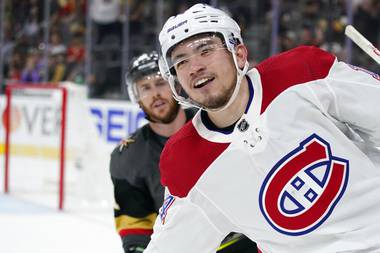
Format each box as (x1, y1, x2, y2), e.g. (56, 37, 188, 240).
(110, 109, 194, 252)
(110, 109, 257, 253)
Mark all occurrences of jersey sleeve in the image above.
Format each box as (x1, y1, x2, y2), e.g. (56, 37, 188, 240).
(112, 176, 157, 252)
(144, 191, 228, 253)
(145, 169, 166, 212)
(110, 143, 158, 253)
(320, 61, 380, 146)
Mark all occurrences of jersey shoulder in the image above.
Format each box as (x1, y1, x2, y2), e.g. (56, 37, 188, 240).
(256, 46, 336, 112)
(110, 125, 151, 179)
(160, 120, 229, 198)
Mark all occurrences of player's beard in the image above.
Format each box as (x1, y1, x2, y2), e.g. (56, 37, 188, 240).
(141, 97, 180, 124)
(194, 75, 236, 110)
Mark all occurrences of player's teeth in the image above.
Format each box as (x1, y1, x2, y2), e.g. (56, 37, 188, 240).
(196, 78, 209, 87)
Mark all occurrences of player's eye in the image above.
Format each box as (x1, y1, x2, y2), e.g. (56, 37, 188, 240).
(156, 81, 167, 87)
(140, 85, 151, 93)
(175, 59, 189, 69)
(200, 47, 211, 55)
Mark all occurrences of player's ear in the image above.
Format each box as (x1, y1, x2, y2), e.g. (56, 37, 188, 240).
(235, 44, 248, 69)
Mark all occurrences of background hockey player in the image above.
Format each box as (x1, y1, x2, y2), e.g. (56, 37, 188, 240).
(109, 51, 194, 253)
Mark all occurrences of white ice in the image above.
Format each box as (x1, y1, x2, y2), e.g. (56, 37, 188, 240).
(0, 194, 124, 253)
(0, 156, 123, 253)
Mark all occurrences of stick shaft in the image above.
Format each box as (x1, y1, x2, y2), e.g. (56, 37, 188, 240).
(345, 25, 380, 64)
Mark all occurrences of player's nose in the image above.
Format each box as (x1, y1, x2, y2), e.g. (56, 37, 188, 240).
(189, 58, 206, 76)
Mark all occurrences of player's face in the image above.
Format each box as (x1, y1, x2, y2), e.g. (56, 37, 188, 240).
(136, 74, 179, 124)
(169, 35, 237, 109)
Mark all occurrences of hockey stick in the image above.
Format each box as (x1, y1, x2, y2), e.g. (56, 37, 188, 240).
(345, 25, 380, 65)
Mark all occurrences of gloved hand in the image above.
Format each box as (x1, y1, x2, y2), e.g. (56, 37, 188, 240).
(127, 245, 146, 253)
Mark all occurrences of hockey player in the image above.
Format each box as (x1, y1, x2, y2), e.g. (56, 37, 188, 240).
(109, 51, 258, 253)
(144, 4, 380, 253)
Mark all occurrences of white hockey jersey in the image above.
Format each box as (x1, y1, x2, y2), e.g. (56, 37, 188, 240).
(144, 46, 380, 253)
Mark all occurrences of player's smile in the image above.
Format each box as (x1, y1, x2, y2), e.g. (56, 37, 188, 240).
(193, 76, 215, 89)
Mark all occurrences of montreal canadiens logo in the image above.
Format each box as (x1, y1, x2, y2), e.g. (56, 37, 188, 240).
(259, 134, 349, 236)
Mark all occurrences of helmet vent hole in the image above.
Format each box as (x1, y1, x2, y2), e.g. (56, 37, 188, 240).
(171, 35, 175, 39)
(184, 29, 189, 33)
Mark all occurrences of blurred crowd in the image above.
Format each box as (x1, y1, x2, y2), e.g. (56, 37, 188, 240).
(1, 0, 379, 99)
(1, 0, 86, 86)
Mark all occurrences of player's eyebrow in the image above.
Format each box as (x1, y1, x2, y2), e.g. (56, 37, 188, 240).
(171, 52, 188, 63)
(195, 41, 212, 51)
(171, 39, 217, 63)
(137, 82, 150, 90)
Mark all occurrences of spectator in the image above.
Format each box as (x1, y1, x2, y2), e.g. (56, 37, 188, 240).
(66, 33, 85, 63)
(90, 0, 122, 45)
(20, 49, 44, 83)
(1, 21, 16, 78)
(22, 5, 40, 45)
(48, 31, 67, 56)
(6, 52, 23, 82)
(65, 32, 85, 84)
(48, 46, 67, 82)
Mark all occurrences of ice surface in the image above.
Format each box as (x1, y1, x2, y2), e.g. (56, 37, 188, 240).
(0, 194, 123, 253)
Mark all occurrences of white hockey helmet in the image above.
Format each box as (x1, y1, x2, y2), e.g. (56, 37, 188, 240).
(158, 3, 249, 111)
